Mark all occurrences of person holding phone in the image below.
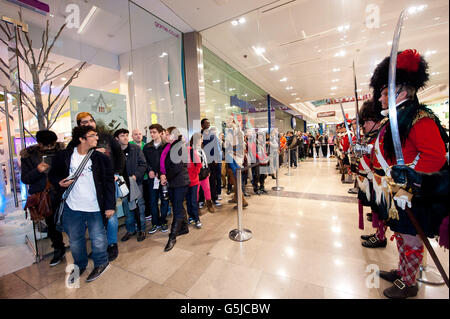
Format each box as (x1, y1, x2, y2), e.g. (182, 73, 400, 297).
(21, 130, 66, 267)
(49, 126, 115, 283)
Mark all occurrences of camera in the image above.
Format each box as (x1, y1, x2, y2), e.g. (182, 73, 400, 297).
(162, 183, 169, 201)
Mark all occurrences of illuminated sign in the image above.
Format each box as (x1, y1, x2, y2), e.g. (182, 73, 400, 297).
(6, 0, 49, 15)
(317, 111, 336, 118)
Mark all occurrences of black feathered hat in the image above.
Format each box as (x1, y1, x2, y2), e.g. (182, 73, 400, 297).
(370, 49, 429, 96)
(359, 100, 383, 124)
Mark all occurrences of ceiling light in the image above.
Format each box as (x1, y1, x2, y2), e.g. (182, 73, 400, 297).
(356, 89, 362, 92)
(332, 79, 339, 83)
(164, 81, 170, 85)
(337, 24, 350, 32)
(212, 79, 220, 83)
(231, 20, 238, 26)
(331, 86, 337, 90)
(229, 88, 236, 91)
(425, 50, 437, 56)
(159, 52, 168, 58)
(434, 17, 440, 21)
(147, 88, 152, 91)
(280, 77, 287, 82)
(387, 41, 392, 46)
(286, 86, 293, 90)
(89, 93, 94, 97)
(332, 68, 340, 72)
(160, 98, 165, 101)
(78, 6, 97, 34)
(238, 17, 246, 24)
(250, 99, 256, 102)
(270, 65, 280, 71)
(61, 77, 67, 81)
(408, 4, 427, 14)
(243, 94, 248, 97)
(176, 93, 180, 96)
(291, 93, 297, 96)
(431, 72, 440, 76)
(334, 50, 346, 57)
(127, 71, 133, 76)
(253, 46, 266, 56)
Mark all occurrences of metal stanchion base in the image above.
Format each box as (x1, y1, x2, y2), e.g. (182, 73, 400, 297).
(417, 265, 445, 285)
(229, 229, 253, 242)
(272, 186, 284, 191)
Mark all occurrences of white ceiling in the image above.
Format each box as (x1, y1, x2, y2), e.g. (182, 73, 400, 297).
(163, 0, 449, 120)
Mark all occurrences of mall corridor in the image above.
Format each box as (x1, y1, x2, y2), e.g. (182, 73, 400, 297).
(1, 157, 448, 299)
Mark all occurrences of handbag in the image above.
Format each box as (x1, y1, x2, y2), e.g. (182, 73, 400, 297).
(199, 167, 210, 181)
(115, 175, 129, 198)
(24, 181, 53, 221)
(55, 149, 95, 229)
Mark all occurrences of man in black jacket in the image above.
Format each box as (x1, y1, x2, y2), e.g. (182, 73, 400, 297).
(49, 126, 115, 283)
(142, 124, 170, 234)
(114, 129, 147, 242)
(75, 112, 125, 261)
(21, 130, 66, 266)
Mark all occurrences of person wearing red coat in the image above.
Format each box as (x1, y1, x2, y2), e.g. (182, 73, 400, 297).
(186, 134, 204, 228)
(369, 49, 448, 299)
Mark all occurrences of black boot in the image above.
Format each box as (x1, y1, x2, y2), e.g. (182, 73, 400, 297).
(177, 218, 189, 236)
(165, 219, 182, 252)
(107, 244, 118, 262)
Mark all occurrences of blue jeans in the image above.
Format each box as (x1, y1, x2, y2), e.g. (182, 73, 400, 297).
(107, 211, 118, 245)
(122, 195, 146, 233)
(186, 185, 200, 222)
(148, 179, 169, 226)
(216, 162, 222, 196)
(62, 203, 108, 269)
(169, 186, 188, 221)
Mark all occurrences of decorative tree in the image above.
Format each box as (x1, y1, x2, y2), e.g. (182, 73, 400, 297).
(0, 12, 86, 133)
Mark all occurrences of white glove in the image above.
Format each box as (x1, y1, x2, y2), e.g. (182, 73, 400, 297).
(394, 194, 412, 210)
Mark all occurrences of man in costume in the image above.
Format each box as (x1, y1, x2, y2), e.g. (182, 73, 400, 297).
(355, 100, 388, 248)
(369, 49, 448, 298)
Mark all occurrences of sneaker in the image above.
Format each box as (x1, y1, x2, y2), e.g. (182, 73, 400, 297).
(137, 231, 146, 242)
(188, 218, 194, 225)
(195, 220, 202, 229)
(214, 200, 222, 207)
(49, 248, 65, 267)
(86, 263, 110, 283)
(199, 202, 204, 209)
(160, 224, 169, 233)
(148, 225, 160, 234)
(121, 231, 136, 242)
(107, 244, 118, 262)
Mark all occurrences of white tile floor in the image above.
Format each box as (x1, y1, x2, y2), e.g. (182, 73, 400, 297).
(0, 157, 448, 299)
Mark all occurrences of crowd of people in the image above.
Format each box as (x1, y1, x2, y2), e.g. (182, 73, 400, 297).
(333, 49, 449, 299)
(21, 113, 286, 284)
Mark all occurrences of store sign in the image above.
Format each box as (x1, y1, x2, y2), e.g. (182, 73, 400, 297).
(317, 111, 336, 118)
(154, 21, 180, 38)
(6, 0, 49, 15)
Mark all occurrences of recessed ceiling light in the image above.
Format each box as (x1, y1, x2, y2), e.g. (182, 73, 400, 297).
(425, 50, 437, 56)
(238, 17, 246, 24)
(280, 77, 287, 82)
(212, 79, 220, 83)
(250, 99, 256, 102)
(332, 79, 339, 83)
(331, 86, 337, 90)
(147, 88, 152, 91)
(431, 72, 440, 75)
(127, 72, 133, 76)
(159, 52, 168, 58)
(231, 20, 238, 26)
(334, 50, 346, 57)
(408, 4, 427, 14)
(434, 17, 440, 21)
(356, 89, 362, 92)
(337, 24, 350, 32)
(270, 65, 280, 71)
(160, 98, 165, 101)
(229, 88, 236, 91)
(332, 68, 341, 72)
(291, 93, 297, 96)
(164, 81, 170, 85)
(61, 77, 67, 81)
(387, 41, 392, 46)
(253, 46, 266, 56)
(286, 86, 293, 90)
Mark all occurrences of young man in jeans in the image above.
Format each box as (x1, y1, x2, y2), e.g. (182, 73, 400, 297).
(49, 126, 115, 283)
(114, 129, 148, 242)
(143, 124, 169, 234)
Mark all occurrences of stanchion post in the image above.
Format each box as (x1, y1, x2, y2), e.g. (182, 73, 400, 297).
(417, 250, 446, 285)
(229, 168, 252, 242)
(285, 148, 293, 176)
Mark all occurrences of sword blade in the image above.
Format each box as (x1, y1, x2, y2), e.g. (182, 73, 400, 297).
(388, 10, 406, 166)
(353, 61, 361, 143)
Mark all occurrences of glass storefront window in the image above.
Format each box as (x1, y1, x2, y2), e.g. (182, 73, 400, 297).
(202, 46, 268, 133)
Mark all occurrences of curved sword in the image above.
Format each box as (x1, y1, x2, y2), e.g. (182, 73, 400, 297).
(388, 10, 406, 166)
(353, 61, 361, 144)
(339, 102, 353, 151)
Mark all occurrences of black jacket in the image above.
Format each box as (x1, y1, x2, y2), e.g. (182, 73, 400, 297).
(142, 140, 166, 177)
(68, 131, 125, 175)
(48, 147, 116, 215)
(123, 143, 147, 185)
(164, 139, 190, 188)
(20, 142, 65, 195)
